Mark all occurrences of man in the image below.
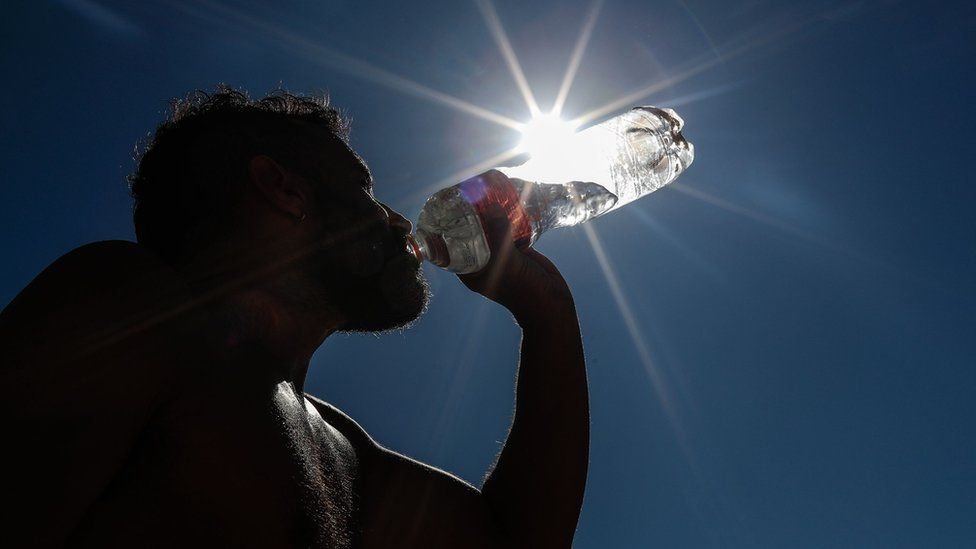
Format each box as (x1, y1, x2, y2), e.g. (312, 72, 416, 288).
(0, 87, 588, 548)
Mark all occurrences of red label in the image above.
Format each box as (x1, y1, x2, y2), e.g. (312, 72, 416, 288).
(458, 171, 533, 249)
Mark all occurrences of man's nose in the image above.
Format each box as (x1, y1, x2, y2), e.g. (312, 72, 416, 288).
(382, 204, 413, 235)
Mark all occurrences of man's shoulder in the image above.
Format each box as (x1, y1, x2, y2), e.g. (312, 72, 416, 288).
(55, 239, 155, 262)
(301, 394, 445, 478)
(3, 240, 184, 315)
(33, 239, 180, 291)
(24, 239, 168, 275)
(303, 393, 379, 454)
(1, 240, 192, 370)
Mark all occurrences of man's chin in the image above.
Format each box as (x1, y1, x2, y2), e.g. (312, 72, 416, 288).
(338, 296, 428, 333)
(338, 257, 430, 334)
(339, 310, 423, 333)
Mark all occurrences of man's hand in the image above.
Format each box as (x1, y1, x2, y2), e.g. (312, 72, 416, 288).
(457, 172, 575, 325)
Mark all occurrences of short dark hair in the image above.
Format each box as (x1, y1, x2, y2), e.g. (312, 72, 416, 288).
(128, 85, 350, 265)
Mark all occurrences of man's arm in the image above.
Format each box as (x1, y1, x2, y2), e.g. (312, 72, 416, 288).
(459, 211, 589, 549)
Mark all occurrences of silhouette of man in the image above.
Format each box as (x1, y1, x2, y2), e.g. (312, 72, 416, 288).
(0, 88, 588, 548)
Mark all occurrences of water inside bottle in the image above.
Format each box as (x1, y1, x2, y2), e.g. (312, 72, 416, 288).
(413, 105, 693, 273)
(501, 106, 693, 213)
(414, 172, 618, 273)
(513, 178, 618, 234)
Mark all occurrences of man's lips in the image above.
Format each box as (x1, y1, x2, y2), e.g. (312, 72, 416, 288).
(404, 234, 424, 265)
(343, 233, 418, 277)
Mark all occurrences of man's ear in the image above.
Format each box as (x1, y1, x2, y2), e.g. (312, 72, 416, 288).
(248, 155, 310, 220)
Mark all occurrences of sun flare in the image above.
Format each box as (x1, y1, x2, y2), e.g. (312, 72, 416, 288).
(516, 112, 579, 160)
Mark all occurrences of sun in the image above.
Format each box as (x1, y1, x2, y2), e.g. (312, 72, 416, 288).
(516, 112, 579, 161)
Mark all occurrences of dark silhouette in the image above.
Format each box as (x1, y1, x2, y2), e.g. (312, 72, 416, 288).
(0, 87, 588, 548)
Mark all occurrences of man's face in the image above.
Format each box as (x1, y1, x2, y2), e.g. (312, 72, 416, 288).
(302, 143, 430, 332)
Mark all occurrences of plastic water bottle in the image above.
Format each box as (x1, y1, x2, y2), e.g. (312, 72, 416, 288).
(406, 106, 694, 274)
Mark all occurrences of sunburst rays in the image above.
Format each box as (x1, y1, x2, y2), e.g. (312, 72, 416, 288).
(552, 0, 604, 117)
(165, 0, 524, 131)
(165, 0, 839, 449)
(476, 0, 541, 117)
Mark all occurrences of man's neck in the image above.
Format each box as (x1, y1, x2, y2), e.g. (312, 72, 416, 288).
(170, 235, 343, 389)
(218, 288, 338, 391)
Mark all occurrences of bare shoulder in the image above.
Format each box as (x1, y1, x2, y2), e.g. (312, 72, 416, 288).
(0, 240, 195, 462)
(302, 394, 442, 471)
(2, 239, 185, 318)
(303, 394, 506, 548)
(303, 393, 381, 454)
(1, 240, 191, 367)
(0, 240, 197, 406)
(0, 241, 197, 545)
(302, 393, 475, 485)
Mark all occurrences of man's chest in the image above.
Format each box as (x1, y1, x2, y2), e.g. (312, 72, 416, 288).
(74, 381, 360, 548)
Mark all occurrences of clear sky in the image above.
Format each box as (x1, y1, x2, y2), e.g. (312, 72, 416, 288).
(2, 0, 974, 546)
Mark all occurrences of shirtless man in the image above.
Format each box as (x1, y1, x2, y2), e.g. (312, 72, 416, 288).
(0, 88, 588, 547)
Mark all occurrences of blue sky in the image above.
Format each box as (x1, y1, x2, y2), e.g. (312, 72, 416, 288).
(2, 0, 974, 546)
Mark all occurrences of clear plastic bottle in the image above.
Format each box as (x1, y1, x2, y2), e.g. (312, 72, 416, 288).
(407, 106, 694, 274)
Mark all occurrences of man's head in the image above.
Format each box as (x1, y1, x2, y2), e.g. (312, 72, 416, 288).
(129, 86, 429, 333)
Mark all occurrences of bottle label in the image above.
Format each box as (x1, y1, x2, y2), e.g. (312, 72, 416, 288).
(458, 171, 534, 249)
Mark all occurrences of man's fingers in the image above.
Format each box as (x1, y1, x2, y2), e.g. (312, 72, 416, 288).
(458, 202, 528, 300)
(481, 205, 515, 252)
(454, 170, 574, 315)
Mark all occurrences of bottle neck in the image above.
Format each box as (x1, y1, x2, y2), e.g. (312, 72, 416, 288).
(405, 233, 424, 263)
(407, 232, 449, 267)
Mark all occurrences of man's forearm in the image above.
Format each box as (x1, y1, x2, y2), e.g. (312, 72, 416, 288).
(481, 300, 589, 547)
